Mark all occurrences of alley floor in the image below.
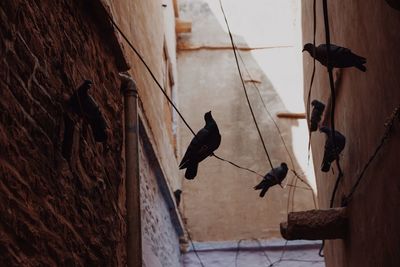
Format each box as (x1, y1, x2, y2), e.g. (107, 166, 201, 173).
(182, 240, 325, 267)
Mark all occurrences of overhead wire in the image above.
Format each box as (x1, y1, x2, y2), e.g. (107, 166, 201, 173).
(342, 106, 399, 205)
(218, 0, 274, 170)
(104, 7, 267, 183)
(306, 0, 317, 163)
(106, 3, 325, 266)
(217, 1, 321, 265)
(235, 45, 317, 206)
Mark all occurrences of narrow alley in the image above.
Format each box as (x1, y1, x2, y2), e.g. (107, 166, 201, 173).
(0, 1, 399, 267)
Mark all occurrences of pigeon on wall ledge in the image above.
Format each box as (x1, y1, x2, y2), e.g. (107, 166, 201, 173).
(303, 43, 367, 72)
(68, 80, 108, 143)
(310, 100, 326, 132)
(320, 126, 346, 172)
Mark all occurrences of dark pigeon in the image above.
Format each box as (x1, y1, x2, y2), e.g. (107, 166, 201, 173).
(303, 43, 367, 72)
(174, 189, 182, 207)
(254, 163, 288, 198)
(310, 100, 325, 132)
(179, 111, 221, 180)
(386, 0, 400, 11)
(68, 80, 108, 142)
(320, 127, 346, 172)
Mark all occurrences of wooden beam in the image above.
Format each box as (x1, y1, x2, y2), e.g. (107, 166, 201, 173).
(173, 0, 180, 17)
(276, 112, 306, 119)
(280, 208, 347, 240)
(175, 18, 192, 33)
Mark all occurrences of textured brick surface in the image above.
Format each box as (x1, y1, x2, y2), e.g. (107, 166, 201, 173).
(0, 1, 126, 266)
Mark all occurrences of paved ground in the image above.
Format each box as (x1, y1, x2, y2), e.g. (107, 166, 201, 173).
(182, 240, 325, 267)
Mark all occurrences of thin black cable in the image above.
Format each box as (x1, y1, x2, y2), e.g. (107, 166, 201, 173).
(218, 0, 274, 170)
(186, 230, 206, 267)
(213, 153, 264, 177)
(322, 0, 344, 209)
(233, 24, 318, 206)
(319, 0, 344, 257)
(105, 11, 267, 180)
(235, 239, 273, 267)
(106, 14, 196, 136)
(307, 0, 317, 162)
(343, 106, 399, 205)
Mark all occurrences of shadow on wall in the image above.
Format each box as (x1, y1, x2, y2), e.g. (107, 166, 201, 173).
(177, 0, 316, 242)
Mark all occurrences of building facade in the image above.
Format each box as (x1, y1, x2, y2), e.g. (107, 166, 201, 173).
(302, 1, 400, 266)
(0, 0, 183, 266)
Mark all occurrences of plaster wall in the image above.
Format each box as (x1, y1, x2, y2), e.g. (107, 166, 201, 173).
(302, 1, 400, 267)
(177, 0, 317, 241)
(104, 0, 182, 191)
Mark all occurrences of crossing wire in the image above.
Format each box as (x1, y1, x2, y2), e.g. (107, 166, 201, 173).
(218, 0, 274, 170)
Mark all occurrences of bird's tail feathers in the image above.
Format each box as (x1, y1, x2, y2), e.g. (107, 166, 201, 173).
(185, 163, 198, 180)
(321, 161, 331, 172)
(179, 158, 189, 169)
(254, 182, 264, 190)
(355, 64, 367, 72)
(259, 186, 270, 198)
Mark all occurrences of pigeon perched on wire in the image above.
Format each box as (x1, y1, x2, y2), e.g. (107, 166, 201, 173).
(320, 126, 346, 172)
(302, 43, 367, 72)
(68, 80, 108, 142)
(179, 111, 221, 179)
(310, 100, 325, 132)
(254, 163, 288, 198)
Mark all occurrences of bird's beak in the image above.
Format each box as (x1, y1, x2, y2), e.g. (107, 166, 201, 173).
(302, 48, 305, 52)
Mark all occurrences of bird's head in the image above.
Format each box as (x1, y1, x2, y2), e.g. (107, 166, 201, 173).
(84, 79, 93, 85)
(319, 126, 330, 134)
(302, 43, 314, 53)
(311, 99, 325, 110)
(204, 111, 213, 122)
(174, 189, 182, 195)
(77, 80, 93, 94)
(280, 162, 288, 170)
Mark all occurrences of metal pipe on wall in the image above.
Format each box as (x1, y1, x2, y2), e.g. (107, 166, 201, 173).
(120, 73, 142, 267)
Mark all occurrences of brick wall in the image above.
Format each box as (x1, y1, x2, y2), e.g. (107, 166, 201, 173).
(0, 0, 126, 265)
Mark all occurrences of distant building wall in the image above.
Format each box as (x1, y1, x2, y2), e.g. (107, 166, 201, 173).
(302, 1, 400, 267)
(0, 0, 183, 266)
(177, 0, 316, 242)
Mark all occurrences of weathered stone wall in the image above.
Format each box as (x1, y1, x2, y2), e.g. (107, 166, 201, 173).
(302, 1, 400, 267)
(0, 0, 126, 266)
(140, 138, 181, 267)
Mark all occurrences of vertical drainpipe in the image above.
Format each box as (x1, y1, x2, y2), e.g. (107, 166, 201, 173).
(119, 73, 142, 267)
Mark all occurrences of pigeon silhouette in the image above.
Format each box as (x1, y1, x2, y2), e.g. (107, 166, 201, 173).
(254, 163, 288, 198)
(68, 80, 108, 142)
(310, 100, 325, 132)
(303, 43, 366, 72)
(179, 111, 221, 180)
(320, 127, 346, 172)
